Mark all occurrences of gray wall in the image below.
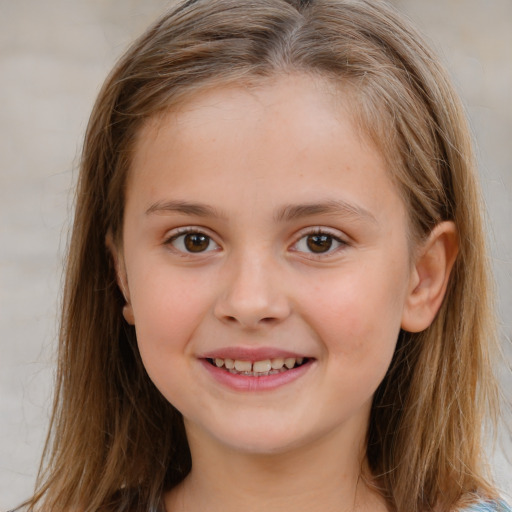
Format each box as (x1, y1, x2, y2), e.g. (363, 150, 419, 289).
(1, 0, 510, 508)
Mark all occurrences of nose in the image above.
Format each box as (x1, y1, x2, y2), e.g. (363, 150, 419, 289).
(213, 252, 291, 329)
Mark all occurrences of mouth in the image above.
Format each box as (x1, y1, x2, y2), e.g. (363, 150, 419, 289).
(205, 356, 310, 377)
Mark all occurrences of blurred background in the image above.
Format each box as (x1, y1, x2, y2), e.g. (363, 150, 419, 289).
(0, 0, 510, 509)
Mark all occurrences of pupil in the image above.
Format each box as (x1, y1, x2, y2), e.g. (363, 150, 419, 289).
(307, 234, 332, 253)
(184, 233, 209, 252)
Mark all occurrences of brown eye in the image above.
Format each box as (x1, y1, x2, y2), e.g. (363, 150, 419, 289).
(292, 231, 346, 256)
(184, 233, 210, 252)
(168, 231, 219, 254)
(306, 234, 333, 253)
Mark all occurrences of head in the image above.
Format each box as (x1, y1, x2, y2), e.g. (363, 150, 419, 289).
(35, 1, 498, 511)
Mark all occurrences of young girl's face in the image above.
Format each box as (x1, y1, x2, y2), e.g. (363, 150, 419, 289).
(118, 75, 417, 456)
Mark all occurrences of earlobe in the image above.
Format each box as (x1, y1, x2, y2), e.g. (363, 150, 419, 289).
(401, 222, 459, 333)
(106, 231, 135, 325)
(122, 303, 135, 325)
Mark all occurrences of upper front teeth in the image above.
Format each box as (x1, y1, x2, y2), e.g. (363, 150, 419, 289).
(234, 360, 252, 372)
(213, 357, 304, 372)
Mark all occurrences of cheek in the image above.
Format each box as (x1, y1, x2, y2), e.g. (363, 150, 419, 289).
(128, 268, 214, 409)
(299, 263, 407, 365)
(128, 265, 212, 363)
(302, 274, 403, 412)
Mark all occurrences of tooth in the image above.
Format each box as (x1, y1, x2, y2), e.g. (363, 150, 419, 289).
(253, 360, 272, 373)
(297, 357, 304, 365)
(224, 358, 235, 369)
(284, 357, 296, 369)
(234, 360, 252, 372)
(271, 358, 284, 370)
(215, 358, 224, 367)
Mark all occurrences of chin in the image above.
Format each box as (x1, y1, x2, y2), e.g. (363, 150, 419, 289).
(229, 435, 299, 455)
(202, 419, 327, 457)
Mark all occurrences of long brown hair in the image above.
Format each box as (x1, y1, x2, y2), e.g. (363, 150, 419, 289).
(23, 1, 500, 510)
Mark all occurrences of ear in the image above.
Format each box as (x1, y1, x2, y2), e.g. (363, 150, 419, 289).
(401, 221, 459, 333)
(106, 231, 135, 325)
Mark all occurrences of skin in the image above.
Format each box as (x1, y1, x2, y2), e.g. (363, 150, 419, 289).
(112, 75, 458, 512)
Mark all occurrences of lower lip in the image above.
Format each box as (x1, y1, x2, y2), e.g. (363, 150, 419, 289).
(200, 359, 314, 391)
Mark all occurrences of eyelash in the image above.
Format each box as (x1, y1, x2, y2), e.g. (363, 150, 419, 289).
(290, 228, 348, 258)
(165, 228, 220, 255)
(164, 227, 348, 257)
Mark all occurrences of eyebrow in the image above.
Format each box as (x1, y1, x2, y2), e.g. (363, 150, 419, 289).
(145, 198, 377, 224)
(274, 199, 377, 224)
(145, 200, 228, 219)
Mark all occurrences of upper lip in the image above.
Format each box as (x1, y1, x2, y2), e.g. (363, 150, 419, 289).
(200, 346, 312, 362)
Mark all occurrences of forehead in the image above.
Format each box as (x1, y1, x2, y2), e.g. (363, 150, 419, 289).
(131, 75, 380, 172)
(126, 74, 406, 228)
(134, 75, 344, 146)
(131, 73, 399, 174)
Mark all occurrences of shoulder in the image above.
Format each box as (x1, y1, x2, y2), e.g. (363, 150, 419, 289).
(460, 500, 512, 512)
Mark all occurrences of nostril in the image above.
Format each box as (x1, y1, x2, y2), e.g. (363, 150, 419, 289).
(222, 315, 278, 326)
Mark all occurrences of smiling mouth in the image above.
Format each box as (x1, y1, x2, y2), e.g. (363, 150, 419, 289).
(205, 357, 310, 376)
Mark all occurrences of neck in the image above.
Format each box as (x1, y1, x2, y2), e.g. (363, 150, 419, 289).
(165, 423, 388, 512)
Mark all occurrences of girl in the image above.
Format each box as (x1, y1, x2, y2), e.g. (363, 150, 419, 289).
(19, 0, 510, 511)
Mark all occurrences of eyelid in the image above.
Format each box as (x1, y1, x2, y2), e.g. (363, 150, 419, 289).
(289, 227, 350, 257)
(163, 226, 221, 255)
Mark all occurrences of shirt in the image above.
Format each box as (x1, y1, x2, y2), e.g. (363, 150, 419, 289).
(464, 500, 512, 511)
